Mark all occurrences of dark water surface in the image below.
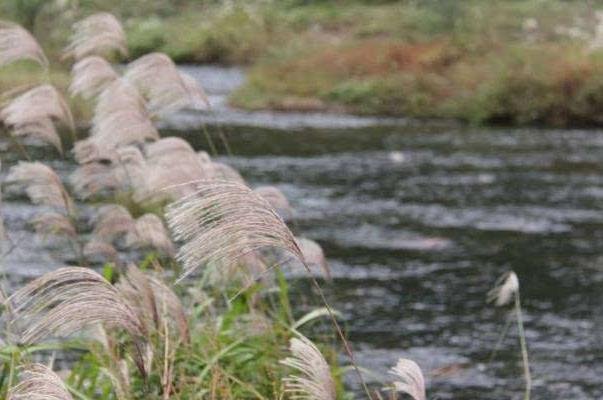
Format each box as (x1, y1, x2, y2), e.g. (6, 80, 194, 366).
(2, 66, 603, 399)
(169, 124, 603, 399)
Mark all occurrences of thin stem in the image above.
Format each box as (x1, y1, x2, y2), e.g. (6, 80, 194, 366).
(514, 292, 531, 400)
(486, 311, 513, 365)
(304, 264, 373, 400)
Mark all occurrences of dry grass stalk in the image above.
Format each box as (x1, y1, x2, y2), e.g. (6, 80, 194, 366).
(124, 53, 209, 116)
(7, 267, 147, 344)
(64, 12, 127, 60)
(0, 21, 48, 68)
(165, 180, 302, 281)
(69, 56, 118, 99)
(280, 335, 336, 400)
(7, 363, 73, 400)
(389, 358, 426, 400)
(6, 162, 74, 213)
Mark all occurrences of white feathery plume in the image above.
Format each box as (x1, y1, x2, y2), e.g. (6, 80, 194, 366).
(117, 264, 159, 333)
(1, 84, 74, 130)
(207, 162, 245, 184)
(1, 85, 74, 151)
(74, 80, 155, 164)
(0, 21, 48, 68)
(179, 71, 210, 110)
(124, 53, 209, 115)
(91, 204, 135, 242)
(83, 240, 118, 263)
(32, 212, 76, 238)
(280, 335, 336, 400)
(64, 12, 127, 60)
(134, 144, 209, 203)
(389, 358, 426, 400)
(295, 237, 330, 279)
(125, 214, 175, 256)
(11, 118, 63, 154)
(94, 79, 146, 121)
(147, 275, 189, 343)
(6, 162, 73, 213)
(117, 265, 189, 343)
(69, 162, 120, 199)
(487, 271, 520, 307)
(165, 180, 303, 281)
(254, 186, 293, 219)
(69, 56, 118, 99)
(144, 137, 195, 159)
(8, 363, 73, 400)
(7, 267, 146, 343)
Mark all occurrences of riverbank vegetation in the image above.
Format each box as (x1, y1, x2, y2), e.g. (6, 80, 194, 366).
(0, 11, 433, 400)
(4, 0, 603, 126)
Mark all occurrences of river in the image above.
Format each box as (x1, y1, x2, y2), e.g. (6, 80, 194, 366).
(3, 65, 603, 399)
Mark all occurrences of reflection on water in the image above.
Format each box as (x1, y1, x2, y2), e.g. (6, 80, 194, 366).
(2, 65, 603, 398)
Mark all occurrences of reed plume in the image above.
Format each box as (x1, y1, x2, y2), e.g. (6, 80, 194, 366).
(92, 204, 136, 242)
(117, 264, 189, 343)
(1, 85, 74, 153)
(83, 240, 118, 263)
(69, 162, 120, 199)
(280, 335, 336, 400)
(7, 363, 73, 400)
(1, 84, 74, 131)
(165, 180, 302, 281)
(0, 21, 48, 68)
(69, 56, 118, 99)
(64, 13, 127, 60)
(254, 186, 293, 219)
(7, 267, 147, 343)
(488, 271, 519, 307)
(32, 212, 77, 238)
(389, 358, 426, 400)
(6, 162, 73, 213)
(125, 214, 175, 256)
(295, 237, 331, 279)
(10, 118, 64, 155)
(124, 53, 209, 115)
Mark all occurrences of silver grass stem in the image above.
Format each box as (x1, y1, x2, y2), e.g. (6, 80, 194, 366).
(514, 291, 531, 400)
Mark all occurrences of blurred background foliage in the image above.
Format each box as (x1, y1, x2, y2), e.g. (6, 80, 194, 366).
(4, 0, 603, 126)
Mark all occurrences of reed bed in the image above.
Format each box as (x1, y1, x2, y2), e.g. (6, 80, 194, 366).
(0, 12, 533, 400)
